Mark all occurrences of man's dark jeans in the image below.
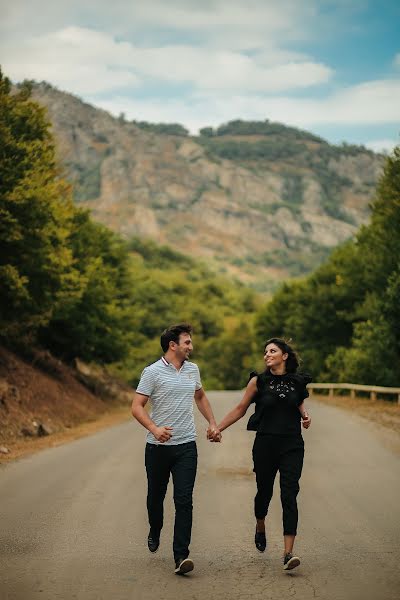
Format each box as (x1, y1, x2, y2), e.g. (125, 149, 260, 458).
(145, 441, 197, 560)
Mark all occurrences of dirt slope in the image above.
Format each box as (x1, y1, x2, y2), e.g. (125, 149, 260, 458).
(0, 346, 132, 459)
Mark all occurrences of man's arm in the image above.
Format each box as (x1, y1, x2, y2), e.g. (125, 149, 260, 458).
(131, 392, 173, 443)
(194, 387, 220, 441)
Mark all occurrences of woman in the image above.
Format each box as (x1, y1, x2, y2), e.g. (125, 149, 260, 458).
(216, 338, 311, 571)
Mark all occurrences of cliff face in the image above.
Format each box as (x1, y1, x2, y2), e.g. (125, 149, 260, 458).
(32, 83, 384, 291)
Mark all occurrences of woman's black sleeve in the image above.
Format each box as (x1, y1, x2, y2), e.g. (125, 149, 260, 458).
(293, 372, 312, 405)
(247, 371, 259, 404)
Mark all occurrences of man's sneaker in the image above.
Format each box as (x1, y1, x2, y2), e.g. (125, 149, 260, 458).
(174, 557, 194, 575)
(283, 552, 300, 570)
(255, 528, 267, 552)
(147, 531, 160, 553)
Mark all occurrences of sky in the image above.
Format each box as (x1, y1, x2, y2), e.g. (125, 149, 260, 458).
(1, 0, 399, 152)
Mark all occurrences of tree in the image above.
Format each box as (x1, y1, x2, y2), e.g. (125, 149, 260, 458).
(39, 212, 135, 362)
(355, 146, 400, 292)
(0, 71, 80, 340)
(253, 146, 400, 385)
(323, 147, 400, 384)
(199, 127, 214, 137)
(202, 320, 257, 389)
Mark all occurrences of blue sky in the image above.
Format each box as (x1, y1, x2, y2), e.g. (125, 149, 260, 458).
(1, 0, 399, 151)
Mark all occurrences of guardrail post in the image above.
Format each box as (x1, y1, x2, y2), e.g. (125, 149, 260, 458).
(370, 391, 377, 401)
(350, 389, 355, 399)
(329, 388, 334, 398)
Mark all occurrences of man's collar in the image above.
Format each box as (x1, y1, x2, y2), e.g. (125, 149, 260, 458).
(161, 355, 187, 369)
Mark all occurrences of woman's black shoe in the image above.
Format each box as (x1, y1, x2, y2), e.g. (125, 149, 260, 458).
(255, 528, 266, 552)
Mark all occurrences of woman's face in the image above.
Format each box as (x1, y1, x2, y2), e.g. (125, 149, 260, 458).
(264, 343, 288, 370)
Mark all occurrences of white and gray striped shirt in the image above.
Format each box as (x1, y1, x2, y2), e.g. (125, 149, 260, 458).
(136, 357, 203, 445)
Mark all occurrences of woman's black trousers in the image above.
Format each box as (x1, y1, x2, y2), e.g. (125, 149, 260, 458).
(252, 433, 304, 535)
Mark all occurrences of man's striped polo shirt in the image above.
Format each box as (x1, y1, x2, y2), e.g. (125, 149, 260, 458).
(136, 356, 203, 445)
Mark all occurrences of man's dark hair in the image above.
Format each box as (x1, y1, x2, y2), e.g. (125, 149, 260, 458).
(160, 323, 193, 352)
(264, 337, 300, 373)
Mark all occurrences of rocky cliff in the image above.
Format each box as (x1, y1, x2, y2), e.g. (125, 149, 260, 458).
(31, 83, 384, 291)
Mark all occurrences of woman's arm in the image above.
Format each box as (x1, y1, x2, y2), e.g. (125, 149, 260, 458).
(298, 401, 311, 429)
(217, 376, 258, 432)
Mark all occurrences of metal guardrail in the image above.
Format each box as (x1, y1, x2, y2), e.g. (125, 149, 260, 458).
(308, 382, 400, 403)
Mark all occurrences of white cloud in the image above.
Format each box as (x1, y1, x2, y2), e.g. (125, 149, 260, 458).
(1, 27, 140, 94)
(1, 2, 398, 145)
(365, 139, 399, 154)
(20, 0, 314, 34)
(1, 26, 332, 94)
(95, 96, 213, 132)
(291, 79, 400, 125)
(130, 45, 332, 91)
(208, 79, 400, 127)
(121, 0, 316, 41)
(92, 78, 400, 134)
(0, 0, 317, 44)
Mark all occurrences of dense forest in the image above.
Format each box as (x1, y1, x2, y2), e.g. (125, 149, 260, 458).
(1, 68, 399, 388)
(254, 146, 400, 386)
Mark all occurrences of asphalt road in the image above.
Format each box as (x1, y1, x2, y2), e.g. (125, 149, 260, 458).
(1, 392, 400, 600)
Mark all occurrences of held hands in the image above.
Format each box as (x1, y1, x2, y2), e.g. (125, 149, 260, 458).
(301, 414, 311, 429)
(153, 426, 173, 443)
(206, 425, 222, 442)
(153, 425, 221, 443)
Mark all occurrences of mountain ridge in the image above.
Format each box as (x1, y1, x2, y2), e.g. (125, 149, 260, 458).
(29, 81, 384, 291)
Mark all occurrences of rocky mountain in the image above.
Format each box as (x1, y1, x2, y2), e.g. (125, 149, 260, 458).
(31, 82, 384, 292)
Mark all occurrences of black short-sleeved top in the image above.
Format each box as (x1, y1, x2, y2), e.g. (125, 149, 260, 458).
(247, 371, 312, 435)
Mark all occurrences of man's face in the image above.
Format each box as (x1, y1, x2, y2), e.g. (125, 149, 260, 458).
(174, 333, 193, 361)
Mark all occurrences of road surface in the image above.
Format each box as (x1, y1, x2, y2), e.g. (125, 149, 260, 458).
(1, 392, 400, 600)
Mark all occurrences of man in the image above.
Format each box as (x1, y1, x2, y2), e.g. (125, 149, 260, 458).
(131, 323, 221, 575)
